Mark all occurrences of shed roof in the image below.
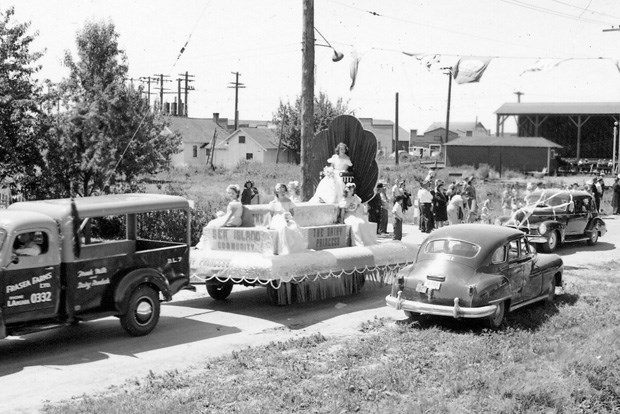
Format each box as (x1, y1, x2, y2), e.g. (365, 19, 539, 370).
(425, 121, 486, 134)
(444, 136, 562, 148)
(495, 102, 620, 115)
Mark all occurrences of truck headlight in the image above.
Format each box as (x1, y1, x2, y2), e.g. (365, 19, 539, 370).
(539, 223, 547, 234)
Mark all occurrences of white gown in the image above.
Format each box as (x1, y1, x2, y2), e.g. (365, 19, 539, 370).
(309, 154, 353, 204)
(339, 194, 375, 246)
(268, 199, 307, 255)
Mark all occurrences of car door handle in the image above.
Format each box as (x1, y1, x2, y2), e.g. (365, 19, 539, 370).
(45, 267, 54, 270)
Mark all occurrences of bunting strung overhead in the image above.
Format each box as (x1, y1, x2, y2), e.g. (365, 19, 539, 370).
(350, 50, 361, 90)
(519, 58, 572, 76)
(452, 56, 492, 84)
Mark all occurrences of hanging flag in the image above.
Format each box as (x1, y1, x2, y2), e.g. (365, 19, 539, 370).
(520, 58, 571, 76)
(418, 54, 441, 71)
(614, 59, 620, 74)
(350, 50, 361, 90)
(452, 56, 492, 84)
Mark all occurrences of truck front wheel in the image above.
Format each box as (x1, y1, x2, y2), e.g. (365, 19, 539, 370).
(120, 285, 160, 336)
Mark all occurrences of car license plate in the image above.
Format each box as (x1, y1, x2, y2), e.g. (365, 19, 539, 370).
(416, 280, 441, 293)
(425, 280, 441, 290)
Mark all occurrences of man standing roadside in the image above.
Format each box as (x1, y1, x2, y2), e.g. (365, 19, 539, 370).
(376, 183, 389, 235)
(463, 176, 478, 222)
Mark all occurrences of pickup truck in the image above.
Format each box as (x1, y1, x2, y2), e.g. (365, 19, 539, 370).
(0, 193, 194, 339)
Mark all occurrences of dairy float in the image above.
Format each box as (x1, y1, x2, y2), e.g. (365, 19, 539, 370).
(189, 115, 418, 305)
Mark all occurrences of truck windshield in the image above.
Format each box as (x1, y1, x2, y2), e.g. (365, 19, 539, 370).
(0, 228, 5, 251)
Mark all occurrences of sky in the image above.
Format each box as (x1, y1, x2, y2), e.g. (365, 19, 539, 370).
(6, 0, 620, 134)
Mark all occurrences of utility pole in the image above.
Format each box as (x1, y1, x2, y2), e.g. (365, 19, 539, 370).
(179, 71, 194, 117)
(301, 0, 314, 201)
(139, 76, 158, 108)
(514, 91, 524, 103)
(394, 92, 399, 165)
(442, 67, 453, 144)
(228, 72, 246, 130)
(153, 74, 171, 113)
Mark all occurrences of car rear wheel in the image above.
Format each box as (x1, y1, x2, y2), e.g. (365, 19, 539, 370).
(485, 301, 505, 329)
(120, 285, 160, 336)
(586, 227, 599, 246)
(546, 277, 556, 303)
(541, 230, 559, 253)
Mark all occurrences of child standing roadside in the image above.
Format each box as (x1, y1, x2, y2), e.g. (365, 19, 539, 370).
(393, 195, 405, 241)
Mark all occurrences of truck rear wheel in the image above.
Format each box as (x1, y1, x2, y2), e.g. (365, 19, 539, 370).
(120, 285, 160, 336)
(206, 281, 233, 300)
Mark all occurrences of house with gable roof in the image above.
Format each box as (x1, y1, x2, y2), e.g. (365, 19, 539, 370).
(213, 127, 296, 168)
(166, 114, 230, 167)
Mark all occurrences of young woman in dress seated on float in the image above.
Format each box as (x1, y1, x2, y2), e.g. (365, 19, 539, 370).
(268, 183, 306, 255)
(205, 184, 243, 229)
(309, 142, 353, 204)
(339, 183, 375, 246)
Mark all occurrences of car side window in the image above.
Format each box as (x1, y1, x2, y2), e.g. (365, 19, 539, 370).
(519, 237, 529, 257)
(508, 240, 519, 260)
(491, 245, 506, 263)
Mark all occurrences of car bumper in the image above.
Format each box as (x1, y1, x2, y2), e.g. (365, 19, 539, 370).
(526, 236, 548, 243)
(385, 293, 498, 319)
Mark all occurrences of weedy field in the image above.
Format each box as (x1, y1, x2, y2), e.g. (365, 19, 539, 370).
(41, 160, 620, 414)
(42, 262, 620, 413)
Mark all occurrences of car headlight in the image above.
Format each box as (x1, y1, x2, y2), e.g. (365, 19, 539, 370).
(539, 223, 547, 234)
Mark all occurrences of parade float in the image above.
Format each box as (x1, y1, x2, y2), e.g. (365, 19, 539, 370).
(189, 115, 417, 305)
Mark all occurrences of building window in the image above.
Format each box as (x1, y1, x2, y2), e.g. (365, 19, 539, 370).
(246, 153, 253, 160)
(192, 145, 198, 157)
(466, 131, 473, 137)
(239, 136, 246, 144)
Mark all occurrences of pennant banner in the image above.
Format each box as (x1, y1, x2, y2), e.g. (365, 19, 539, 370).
(520, 58, 571, 76)
(452, 57, 492, 84)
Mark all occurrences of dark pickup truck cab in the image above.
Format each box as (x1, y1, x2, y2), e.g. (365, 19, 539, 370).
(0, 193, 193, 339)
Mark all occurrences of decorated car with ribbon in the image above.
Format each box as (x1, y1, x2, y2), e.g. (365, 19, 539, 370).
(502, 189, 606, 253)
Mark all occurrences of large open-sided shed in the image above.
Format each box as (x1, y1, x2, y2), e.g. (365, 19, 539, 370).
(444, 136, 562, 174)
(495, 102, 620, 159)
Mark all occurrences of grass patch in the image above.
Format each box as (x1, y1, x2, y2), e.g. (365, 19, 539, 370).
(43, 262, 620, 413)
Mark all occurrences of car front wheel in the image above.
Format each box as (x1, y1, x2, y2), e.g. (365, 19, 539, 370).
(120, 285, 160, 336)
(541, 230, 559, 253)
(485, 301, 506, 329)
(586, 227, 599, 246)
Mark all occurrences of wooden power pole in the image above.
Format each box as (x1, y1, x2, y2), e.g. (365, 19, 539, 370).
(301, 0, 315, 201)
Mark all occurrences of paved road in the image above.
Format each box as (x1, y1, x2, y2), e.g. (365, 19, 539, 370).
(1, 217, 618, 413)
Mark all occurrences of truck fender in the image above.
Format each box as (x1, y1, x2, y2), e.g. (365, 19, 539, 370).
(114, 268, 171, 315)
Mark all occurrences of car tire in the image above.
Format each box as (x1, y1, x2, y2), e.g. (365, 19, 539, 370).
(485, 301, 505, 329)
(120, 285, 160, 337)
(206, 281, 234, 300)
(541, 230, 559, 253)
(586, 227, 599, 246)
(546, 277, 556, 303)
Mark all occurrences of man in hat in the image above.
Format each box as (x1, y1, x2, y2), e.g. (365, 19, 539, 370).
(376, 182, 389, 234)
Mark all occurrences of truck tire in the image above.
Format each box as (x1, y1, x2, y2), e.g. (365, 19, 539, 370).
(120, 285, 160, 336)
(206, 281, 233, 300)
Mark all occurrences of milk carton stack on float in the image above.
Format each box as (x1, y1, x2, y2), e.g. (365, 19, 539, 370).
(190, 115, 417, 305)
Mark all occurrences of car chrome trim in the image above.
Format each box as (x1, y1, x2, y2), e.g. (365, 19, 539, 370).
(386, 294, 498, 319)
(508, 294, 548, 311)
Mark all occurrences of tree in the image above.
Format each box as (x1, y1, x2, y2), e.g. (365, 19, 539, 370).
(273, 91, 351, 163)
(0, 7, 47, 196)
(44, 20, 181, 197)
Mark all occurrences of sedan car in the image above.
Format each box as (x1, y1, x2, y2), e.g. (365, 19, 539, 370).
(503, 189, 606, 253)
(386, 224, 563, 328)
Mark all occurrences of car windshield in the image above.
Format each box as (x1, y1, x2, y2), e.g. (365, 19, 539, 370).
(535, 191, 571, 207)
(424, 239, 480, 258)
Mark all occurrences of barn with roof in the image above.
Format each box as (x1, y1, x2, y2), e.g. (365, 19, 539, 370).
(495, 102, 620, 160)
(444, 136, 562, 174)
